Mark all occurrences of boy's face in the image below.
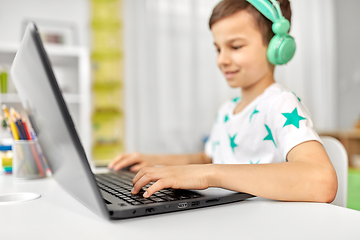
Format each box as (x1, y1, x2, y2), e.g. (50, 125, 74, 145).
(212, 10, 273, 89)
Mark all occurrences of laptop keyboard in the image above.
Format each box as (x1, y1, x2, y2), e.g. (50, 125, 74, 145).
(95, 172, 203, 206)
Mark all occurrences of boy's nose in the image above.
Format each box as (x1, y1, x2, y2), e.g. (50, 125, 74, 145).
(217, 50, 231, 66)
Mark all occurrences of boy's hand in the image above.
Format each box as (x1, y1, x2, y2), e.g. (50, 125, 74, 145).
(107, 152, 157, 172)
(131, 164, 215, 198)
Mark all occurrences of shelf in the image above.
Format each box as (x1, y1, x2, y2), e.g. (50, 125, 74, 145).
(0, 93, 20, 103)
(0, 43, 86, 56)
(0, 43, 87, 67)
(0, 93, 80, 104)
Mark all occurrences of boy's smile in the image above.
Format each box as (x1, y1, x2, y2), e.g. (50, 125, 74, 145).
(224, 70, 239, 79)
(211, 10, 274, 91)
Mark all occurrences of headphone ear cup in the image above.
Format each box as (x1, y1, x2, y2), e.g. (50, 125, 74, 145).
(267, 34, 296, 65)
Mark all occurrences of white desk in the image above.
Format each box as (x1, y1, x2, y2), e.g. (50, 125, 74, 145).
(1, 174, 360, 240)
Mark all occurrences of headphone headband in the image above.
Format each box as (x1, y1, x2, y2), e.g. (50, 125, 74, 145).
(246, 0, 281, 22)
(269, 0, 283, 19)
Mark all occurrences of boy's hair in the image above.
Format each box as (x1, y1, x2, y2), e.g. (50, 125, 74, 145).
(209, 0, 292, 45)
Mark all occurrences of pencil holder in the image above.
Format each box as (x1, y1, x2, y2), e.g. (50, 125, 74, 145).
(12, 140, 47, 179)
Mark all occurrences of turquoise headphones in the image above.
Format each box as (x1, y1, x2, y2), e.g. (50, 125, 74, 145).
(246, 0, 296, 65)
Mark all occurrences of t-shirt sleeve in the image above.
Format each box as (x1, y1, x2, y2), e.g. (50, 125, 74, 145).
(266, 92, 321, 161)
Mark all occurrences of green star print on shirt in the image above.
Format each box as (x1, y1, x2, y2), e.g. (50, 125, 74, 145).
(263, 124, 277, 148)
(213, 141, 220, 152)
(250, 159, 261, 164)
(282, 107, 306, 129)
(292, 92, 301, 102)
(249, 107, 259, 122)
(229, 134, 238, 153)
(232, 97, 241, 103)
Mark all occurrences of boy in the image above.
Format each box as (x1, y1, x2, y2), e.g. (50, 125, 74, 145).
(108, 0, 338, 203)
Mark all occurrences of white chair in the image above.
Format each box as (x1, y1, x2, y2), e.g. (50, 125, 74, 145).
(320, 136, 348, 207)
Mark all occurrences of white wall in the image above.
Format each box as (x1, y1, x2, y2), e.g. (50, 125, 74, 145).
(124, 0, 240, 154)
(335, 0, 360, 129)
(0, 0, 89, 46)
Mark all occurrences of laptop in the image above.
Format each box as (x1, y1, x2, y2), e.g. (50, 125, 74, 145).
(10, 22, 254, 220)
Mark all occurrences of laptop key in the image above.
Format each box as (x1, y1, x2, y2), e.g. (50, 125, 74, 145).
(161, 196, 178, 201)
(139, 199, 154, 204)
(152, 198, 166, 202)
(148, 196, 159, 201)
(154, 192, 166, 197)
(131, 195, 143, 199)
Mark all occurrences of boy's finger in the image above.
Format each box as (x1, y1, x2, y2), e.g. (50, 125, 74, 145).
(107, 158, 121, 169)
(107, 153, 127, 168)
(143, 179, 171, 198)
(131, 174, 152, 194)
(132, 167, 148, 184)
(108, 160, 121, 169)
(130, 163, 146, 172)
(113, 156, 140, 171)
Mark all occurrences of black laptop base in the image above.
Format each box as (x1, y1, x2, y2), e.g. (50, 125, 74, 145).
(97, 171, 254, 219)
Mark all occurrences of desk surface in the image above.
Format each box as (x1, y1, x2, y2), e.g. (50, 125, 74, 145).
(1, 174, 360, 240)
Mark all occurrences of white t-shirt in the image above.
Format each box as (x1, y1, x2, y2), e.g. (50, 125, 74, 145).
(205, 83, 321, 164)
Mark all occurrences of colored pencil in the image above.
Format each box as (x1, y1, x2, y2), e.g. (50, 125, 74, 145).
(11, 108, 26, 140)
(12, 109, 28, 140)
(22, 118, 32, 140)
(22, 113, 48, 175)
(14, 121, 25, 140)
(3, 105, 20, 140)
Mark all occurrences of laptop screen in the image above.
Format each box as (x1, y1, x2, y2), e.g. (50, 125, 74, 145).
(11, 22, 109, 219)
